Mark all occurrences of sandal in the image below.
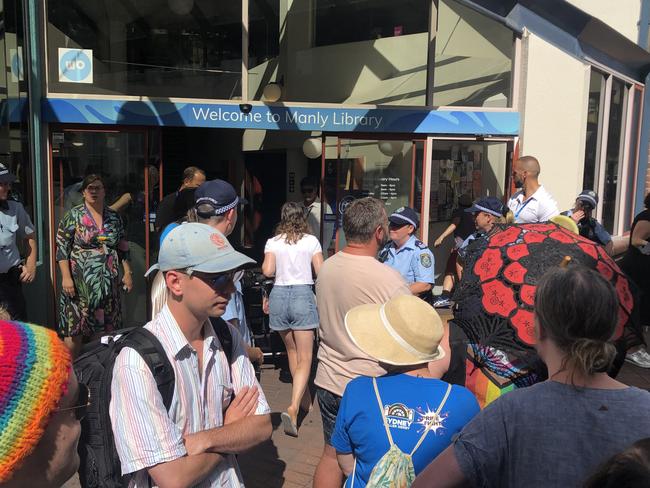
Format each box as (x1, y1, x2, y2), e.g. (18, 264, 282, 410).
(281, 411, 299, 437)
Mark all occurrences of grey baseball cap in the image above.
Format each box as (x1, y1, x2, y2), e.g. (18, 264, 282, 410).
(146, 222, 254, 276)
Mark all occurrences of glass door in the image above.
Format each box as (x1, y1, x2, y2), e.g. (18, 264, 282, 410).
(50, 128, 161, 328)
(322, 136, 427, 254)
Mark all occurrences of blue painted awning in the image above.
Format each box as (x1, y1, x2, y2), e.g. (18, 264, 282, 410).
(42, 98, 519, 136)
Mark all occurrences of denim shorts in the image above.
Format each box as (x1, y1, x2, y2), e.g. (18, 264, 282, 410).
(269, 285, 319, 331)
(316, 387, 342, 445)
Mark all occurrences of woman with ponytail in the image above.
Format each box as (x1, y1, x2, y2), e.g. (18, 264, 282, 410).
(413, 265, 650, 488)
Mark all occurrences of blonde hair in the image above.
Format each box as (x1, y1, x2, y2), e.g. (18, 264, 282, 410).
(150, 270, 168, 317)
(276, 202, 310, 245)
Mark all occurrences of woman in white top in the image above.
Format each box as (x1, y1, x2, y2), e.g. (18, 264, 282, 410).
(263, 202, 324, 437)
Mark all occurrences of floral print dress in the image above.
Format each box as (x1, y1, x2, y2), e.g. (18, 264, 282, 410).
(56, 204, 130, 337)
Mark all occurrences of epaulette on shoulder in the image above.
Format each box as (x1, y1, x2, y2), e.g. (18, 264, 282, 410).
(415, 239, 429, 250)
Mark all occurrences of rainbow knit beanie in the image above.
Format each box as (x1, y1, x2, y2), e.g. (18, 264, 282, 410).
(0, 321, 71, 482)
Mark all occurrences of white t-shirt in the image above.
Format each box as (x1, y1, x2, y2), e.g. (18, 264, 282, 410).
(507, 186, 559, 223)
(264, 234, 322, 285)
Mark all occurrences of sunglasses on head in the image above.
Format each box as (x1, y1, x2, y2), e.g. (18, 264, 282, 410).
(54, 382, 90, 421)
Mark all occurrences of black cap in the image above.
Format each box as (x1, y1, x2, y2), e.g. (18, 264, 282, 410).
(577, 190, 598, 208)
(194, 179, 240, 217)
(0, 163, 16, 183)
(389, 206, 419, 228)
(465, 196, 505, 217)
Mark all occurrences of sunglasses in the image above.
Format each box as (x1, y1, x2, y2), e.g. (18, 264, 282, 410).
(190, 270, 239, 290)
(54, 382, 90, 421)
(301, 187, 315, 194)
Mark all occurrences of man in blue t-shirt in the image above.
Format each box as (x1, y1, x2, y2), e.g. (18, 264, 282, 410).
(331, 295, 479, 487)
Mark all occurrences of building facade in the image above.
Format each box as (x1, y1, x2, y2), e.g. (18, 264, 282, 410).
(4, 0, 650, 326)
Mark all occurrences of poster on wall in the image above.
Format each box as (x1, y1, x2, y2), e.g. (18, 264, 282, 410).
(58, 48, 93, 84)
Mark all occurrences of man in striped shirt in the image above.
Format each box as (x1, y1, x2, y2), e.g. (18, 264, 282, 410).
(110, 223, 272, 487)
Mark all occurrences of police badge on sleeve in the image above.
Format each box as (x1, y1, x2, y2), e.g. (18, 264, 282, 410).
(420, 253, 432, 268)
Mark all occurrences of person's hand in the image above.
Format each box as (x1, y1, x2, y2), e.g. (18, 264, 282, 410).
(262, 296, 270, 315)
(570, 210, 585, 223)
(19, 263, 36, 283)
(183, 432, 207, 456)
(122, 273, 133, 293)
(434, 236, 444, 248)
(224, 386, 259, 425)
(248, 346, 264, 366)
(62, 276, 76, 297)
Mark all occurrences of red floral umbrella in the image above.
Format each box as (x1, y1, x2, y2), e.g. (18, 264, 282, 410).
(453, 222, 640, 408)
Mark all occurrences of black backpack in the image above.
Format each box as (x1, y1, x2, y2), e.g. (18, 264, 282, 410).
(74, 318, 234, 488)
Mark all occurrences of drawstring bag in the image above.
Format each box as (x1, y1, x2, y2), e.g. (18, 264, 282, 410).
(350, 378, 452, 488)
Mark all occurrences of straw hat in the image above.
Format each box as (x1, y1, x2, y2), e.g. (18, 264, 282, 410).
(345, 295, 446, 366)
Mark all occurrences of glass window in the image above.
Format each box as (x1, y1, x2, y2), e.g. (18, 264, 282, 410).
(583, 71, 605, 191)
(434, 0, 514, 107)
(46, 0, 242, 99)
(249, 0, 429, 105)
(602, 79, 627, 233)
(623, 88, 643, 231)
(52, 129, 160, 327)
(0, 0, 32, 216)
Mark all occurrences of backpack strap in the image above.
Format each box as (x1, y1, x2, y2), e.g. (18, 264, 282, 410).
(119, 328, 175, 411)
(210, 317, 234, 368)
(409, 383, 452, 456)
(372, 377, 395, 447)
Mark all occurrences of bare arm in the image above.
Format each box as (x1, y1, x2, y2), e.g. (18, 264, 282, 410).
(20, 233, 37, 283)
(261, 252, 275, 278)
(185, 413, 272, 455)
(148, 452, 223, 488)
(409, 282, 432, 295)
(434, 222, 458, 247)
(631, 220, 650, 248)
(109, 193, 132, 212)
(604, 240, 614, 256)
(58, 259, 75, 297)
(412, 446, 468, 488)
(336, 452, 355, 477)
(312, 252, 324, 276)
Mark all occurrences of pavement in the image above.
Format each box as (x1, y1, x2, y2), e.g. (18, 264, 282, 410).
(64, 354, 650, 488)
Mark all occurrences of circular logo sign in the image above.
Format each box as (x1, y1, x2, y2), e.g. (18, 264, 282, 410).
(338, 195, 356, 215)
(59, 50, 92, 82)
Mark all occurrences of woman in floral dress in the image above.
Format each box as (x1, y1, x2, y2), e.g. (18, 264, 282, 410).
(56, 174, 132, 356)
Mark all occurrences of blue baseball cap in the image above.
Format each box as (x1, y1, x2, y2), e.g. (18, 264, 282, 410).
(0, 163, 16, 183)
(389, 206, 419, 228)
(465, 196, 505, 218)
(146, 223, 255, 276)
(194, 179, 241, 217)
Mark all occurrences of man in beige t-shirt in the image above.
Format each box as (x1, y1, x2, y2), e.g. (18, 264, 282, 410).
(313, 197, 410, 488)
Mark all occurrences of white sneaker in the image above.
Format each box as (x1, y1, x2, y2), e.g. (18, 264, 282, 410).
(625, 349, 650, 369)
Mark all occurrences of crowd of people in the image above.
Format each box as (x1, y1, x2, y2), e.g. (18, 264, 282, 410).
(0, 154, 650, 488)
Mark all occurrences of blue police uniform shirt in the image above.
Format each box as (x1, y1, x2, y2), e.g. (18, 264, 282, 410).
(380, 235, 435, 284)
(331, 374, 480, 488)
(561, 209, 612, 246)
(0, 201, 35, 273)
(223, 280, 252, 346)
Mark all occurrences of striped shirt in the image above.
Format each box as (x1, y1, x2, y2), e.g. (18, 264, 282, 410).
(110, 305, 270, 487)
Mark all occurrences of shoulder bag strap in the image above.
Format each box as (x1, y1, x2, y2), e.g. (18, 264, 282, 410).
(372, 377, 395, 447)
(409, 383, 452, 456)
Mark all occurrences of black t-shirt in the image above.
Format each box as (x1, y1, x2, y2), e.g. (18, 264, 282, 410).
(452, 207, 475, 241)
(155, 191, 177, 233)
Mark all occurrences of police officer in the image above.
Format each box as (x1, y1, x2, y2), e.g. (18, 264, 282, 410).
(562, 190, 613, 255)
(379, 206, 435, 300)
(0, 163, 36, 320)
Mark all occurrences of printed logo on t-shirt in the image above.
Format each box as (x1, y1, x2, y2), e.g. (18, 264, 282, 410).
(415, 406, 448, 434)
(383, 403, 414, 430)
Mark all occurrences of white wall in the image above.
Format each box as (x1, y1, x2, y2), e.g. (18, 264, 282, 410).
(519, 32, 591, 212)
(567, 0, 642, 43)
